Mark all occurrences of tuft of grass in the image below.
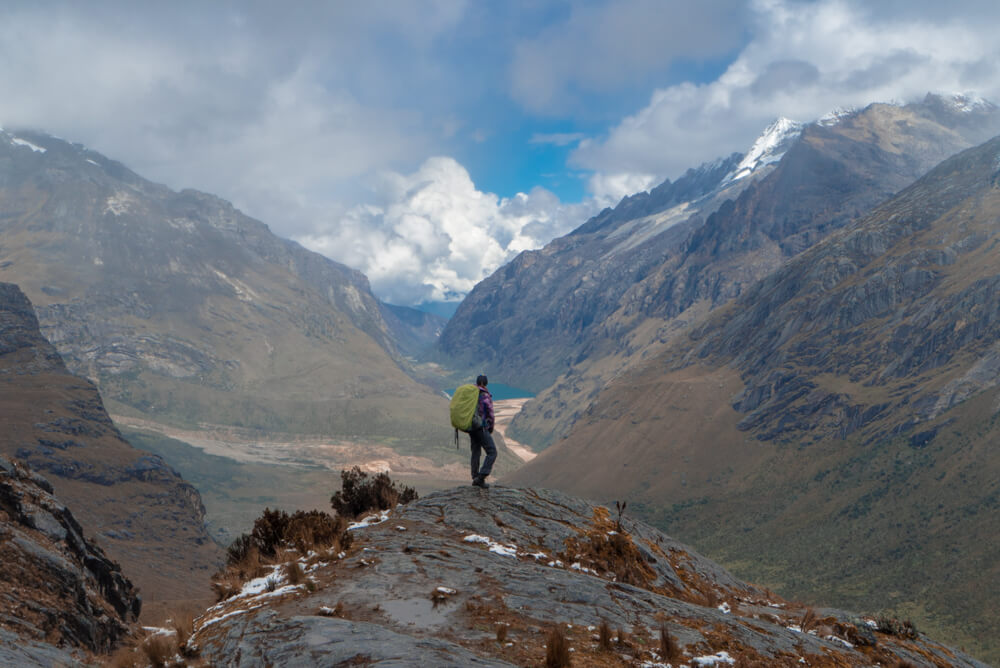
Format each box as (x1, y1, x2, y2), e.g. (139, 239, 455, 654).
(330, 466, 418, 519)
(598, 619, 613, 651)
(659, 624, 679, 663)
(496, 623, 508, 643)
(286, 561, 305, 585)
(141, 633, 175, 668)
(800, 608, 817, 632)
(545, 626, 572, 668)
(616, 626, 630, 649)
(170, 611, 197, 658)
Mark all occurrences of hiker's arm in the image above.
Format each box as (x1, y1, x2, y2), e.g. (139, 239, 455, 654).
(483, 393, 494, 432)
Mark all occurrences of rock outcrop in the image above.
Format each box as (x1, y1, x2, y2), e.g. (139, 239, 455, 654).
(0, 455, 140, 661)
(0, 281, 221, 617)
(190, 487, 985, 667)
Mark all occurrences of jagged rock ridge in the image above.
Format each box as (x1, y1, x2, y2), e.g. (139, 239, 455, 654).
(0, 281, 221, 617)
(189, 487, 985, 667)
(0, 455, 140, 663)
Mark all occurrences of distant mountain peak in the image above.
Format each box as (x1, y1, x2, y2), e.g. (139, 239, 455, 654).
(817, 106, 858, 127)
(725, 116, 804, 183)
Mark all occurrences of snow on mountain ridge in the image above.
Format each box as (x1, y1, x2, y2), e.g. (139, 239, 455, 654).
(726, 117, 803, 183)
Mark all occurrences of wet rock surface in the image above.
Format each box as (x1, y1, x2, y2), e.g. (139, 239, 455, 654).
(194, 487, 984, 667)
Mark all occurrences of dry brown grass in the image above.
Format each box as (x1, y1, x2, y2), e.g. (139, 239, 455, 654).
(800, 608, 817, 633)
(141, 633, 176, 668)
(170, 611, 197, 658)
(495, 623, 508, 643)
(559, 507, 655, 588)
(598, 619, 613, 651)
(285, 561, 305, 586)
(659, 624, 680, 663)
(545, 626, 572, 668)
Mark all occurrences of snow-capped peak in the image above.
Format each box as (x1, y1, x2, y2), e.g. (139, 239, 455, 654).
(943, 92, 994, 113)
(726, 117, 803, 183)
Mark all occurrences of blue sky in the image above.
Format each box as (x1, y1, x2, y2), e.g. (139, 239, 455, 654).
(2, 0, 1000, 305)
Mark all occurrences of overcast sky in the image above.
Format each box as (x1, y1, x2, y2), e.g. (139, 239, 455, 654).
(2, 0, 1000, 305)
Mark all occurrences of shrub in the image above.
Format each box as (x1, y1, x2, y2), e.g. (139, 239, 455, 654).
(170, 612, 196, 658)
(286, 509, 350, 554)
(330, 467, 418, 519)
(876, 616, 918, 639)
(545, 626, 572, 668)
(251, 508, 291, 558)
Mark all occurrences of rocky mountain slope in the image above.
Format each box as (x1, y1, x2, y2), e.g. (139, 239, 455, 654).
(0, 454, 140, 665)
(0, 128, 454, 474)
(509, 133, 1000, 663)
(0, 281, 220, 619)
(185, 487, 985, 667)
(442, 94, 1000, 448)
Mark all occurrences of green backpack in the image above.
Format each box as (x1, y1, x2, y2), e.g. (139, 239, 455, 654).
(450, 384, 483, 447)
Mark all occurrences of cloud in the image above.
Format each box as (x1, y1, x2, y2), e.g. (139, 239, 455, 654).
(295, 157, 600, 305)
(509, 0, 748, 115)
(571, 0, 1000, 185)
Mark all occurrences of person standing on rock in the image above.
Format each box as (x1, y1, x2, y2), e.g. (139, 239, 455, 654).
(470, 374, 497, 488)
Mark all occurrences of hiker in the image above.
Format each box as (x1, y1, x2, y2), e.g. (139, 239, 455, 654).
(470, 374, 496, 488)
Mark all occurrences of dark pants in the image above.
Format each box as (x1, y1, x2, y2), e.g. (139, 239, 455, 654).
(470, 427, 497, 479)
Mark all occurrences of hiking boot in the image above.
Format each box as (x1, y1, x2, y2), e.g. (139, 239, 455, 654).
(472, 476, 489, 489)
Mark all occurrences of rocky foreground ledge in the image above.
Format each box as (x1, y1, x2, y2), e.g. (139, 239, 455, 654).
(190, 486, 984, 667)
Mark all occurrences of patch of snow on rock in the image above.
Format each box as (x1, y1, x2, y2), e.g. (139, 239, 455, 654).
(11, 137, 46, 153)
(693, 650, 736, 665)
(348, 509, 391, 530)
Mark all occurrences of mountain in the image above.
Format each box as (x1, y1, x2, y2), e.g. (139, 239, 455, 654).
(185, 487, 985, 667)
(0, 127, 460, 481)
(508, 133, 1000, 663)
(441, 94, 1000, 448)
(0, 454, 140, 664)
(0, 281, 220, 620)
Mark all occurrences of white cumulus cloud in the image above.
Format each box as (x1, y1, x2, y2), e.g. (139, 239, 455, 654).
(296, 157, 600, 305)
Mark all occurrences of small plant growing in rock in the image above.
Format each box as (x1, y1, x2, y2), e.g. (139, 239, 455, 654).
(875, 615, 918, 639)
(141, 633, 175, 668)
(800, 608, 817, 632)
(545, 626, 572, 668)
(330, 466, 418, 519)
(598, 619, 613, 651)
(616, 626, 630, 649)
(659, 623, 679, 663)
(496, 623, 508, 643)
(614, 500, 627, 531)
(169, 611, 197, 658)
(286, 560, 305, 585)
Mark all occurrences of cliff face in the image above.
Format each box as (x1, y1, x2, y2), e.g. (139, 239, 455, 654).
(0, 455, 140, 661)
(0, 128, 453, 470)
(0, 282, 221, 616)
(509, 135, 1000, 663)
(187, 487, 985, 667)
(442, 96, 1000, 448)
